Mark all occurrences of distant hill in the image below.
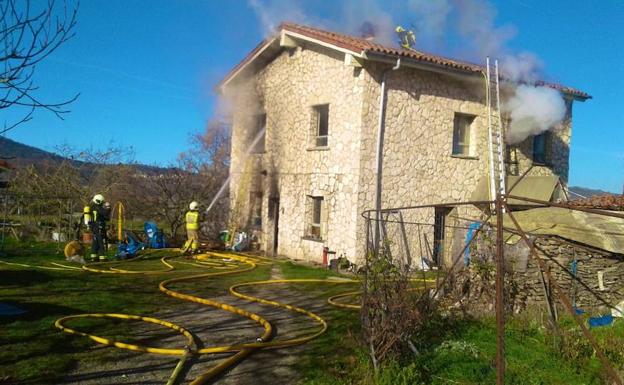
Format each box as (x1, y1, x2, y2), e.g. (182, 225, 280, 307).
(0, 136, 68, 166)
(0, 136, 174, 176)
(568, 186, 617, 198)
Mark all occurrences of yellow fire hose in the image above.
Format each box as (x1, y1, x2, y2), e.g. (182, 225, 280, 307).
(4, 250, 433, 384)
(0, 259, 78, 271)
(48, 251, 361, 384)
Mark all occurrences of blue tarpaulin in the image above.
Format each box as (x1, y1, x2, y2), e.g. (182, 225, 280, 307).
(0, 302, 26, 316)
(464, 222, 480, 266)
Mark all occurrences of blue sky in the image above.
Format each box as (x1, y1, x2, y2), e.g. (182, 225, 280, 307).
(4, 0, 623, 192)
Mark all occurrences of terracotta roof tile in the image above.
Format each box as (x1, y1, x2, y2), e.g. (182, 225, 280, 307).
(221, 21, 590, 99)
(570, 194, 624, 211)
(280, 22, 484, 74)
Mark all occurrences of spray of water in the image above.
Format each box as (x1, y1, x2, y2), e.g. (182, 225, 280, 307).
(204, 126, 267, 214)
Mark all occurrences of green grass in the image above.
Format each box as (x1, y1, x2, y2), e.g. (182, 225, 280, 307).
(412, 316, 605, 385)
(0, 245, 269, 384)
(297, 308, 623, 385)
(3, 248, 623, 385)
(282, 260, 621, 385)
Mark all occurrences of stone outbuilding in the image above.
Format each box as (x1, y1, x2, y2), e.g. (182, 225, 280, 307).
(218, 22, 590, 266)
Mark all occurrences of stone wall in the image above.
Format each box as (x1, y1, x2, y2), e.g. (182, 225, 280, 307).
(455, 235, 623, 315)
(228, 44, 365, 263)
(524, 237, 624, 311)
(227, 44, 575, 266)
(353, 63, 573, 267)
(355, 64, 494, 266)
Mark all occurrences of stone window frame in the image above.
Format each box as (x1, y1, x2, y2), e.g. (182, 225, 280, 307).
(532, 132, 551, 165)
(250, 113, 266, 154)
(451, 112, 477, 158)
(309, 104, 329, 149)
(303, 195, 326, 241)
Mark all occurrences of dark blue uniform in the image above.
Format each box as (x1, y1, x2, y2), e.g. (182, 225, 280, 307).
(89, 203, 109, 258)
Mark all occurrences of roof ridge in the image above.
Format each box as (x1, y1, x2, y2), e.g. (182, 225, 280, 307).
(278, 21, 589, 99)
(220, 21, 590, 99)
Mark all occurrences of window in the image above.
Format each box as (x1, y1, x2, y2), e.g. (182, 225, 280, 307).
(312, 104, 329, 147)
(249, 192, 263, 227)
(305, 196, 324, 240)
(452, 113, 475, 156)
(533, 133, 549, 164)
(250, 113, 266, 154)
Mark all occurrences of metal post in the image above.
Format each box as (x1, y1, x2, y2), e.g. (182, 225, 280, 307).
(495, 193, 505, 385)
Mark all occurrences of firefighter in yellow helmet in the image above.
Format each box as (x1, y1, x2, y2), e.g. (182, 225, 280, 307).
(88, 194, 109, 262)
(183, 201, 201, 254)
(395, 25, 416, 49)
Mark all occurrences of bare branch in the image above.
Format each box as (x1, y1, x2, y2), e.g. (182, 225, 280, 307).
(0, 0, 79, 132)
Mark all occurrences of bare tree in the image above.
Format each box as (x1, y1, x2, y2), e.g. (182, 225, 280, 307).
(10, 144, 136, 206)
(129, 120, 231, 240)
(178, 119, 230, 172)
(0, 0, 79, 133)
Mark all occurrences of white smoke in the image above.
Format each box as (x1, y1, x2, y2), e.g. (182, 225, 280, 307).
(454, 0, 516, 58)
(499, 52, 542, 83)
(504, 85, 566, 144)
(341, 0, 396, 46)
(247, 0, 309, 38)
(408, 0, 566, 144)
(407, 0, 451, 42)
(247, 0, 396, 45)
(245, 0, 569, 145)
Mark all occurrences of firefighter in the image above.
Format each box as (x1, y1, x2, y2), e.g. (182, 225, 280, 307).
(88, 194, 109, 262)
(395, 25, 416, 49)
(183, 201, 200, 254)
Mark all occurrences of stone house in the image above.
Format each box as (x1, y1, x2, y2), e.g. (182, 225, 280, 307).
(218, 22, 590, 266)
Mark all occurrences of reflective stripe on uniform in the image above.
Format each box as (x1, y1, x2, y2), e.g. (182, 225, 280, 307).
(186, 211, 199, 230)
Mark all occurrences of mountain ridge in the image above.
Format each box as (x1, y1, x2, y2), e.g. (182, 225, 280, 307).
(0, 136, 616, 196)
(0, 136, 173, 175)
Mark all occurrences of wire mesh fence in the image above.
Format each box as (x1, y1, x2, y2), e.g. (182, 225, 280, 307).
(361, 196, 624, 384)
(0, 191, 79, 254)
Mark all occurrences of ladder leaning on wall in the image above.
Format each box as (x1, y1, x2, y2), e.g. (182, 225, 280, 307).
(485, 57, 507, 208)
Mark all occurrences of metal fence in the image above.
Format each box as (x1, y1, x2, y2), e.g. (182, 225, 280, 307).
(0, 191, 79, 253)
(362, 194, 624, 385)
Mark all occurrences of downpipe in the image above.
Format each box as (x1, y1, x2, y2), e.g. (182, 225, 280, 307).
(373, 57, 401, 254)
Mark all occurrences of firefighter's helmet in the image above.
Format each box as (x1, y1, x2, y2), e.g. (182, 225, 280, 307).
(92, 194, 105, 204)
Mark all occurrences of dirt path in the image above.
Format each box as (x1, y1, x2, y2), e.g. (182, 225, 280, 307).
(59, 265, 327, 385)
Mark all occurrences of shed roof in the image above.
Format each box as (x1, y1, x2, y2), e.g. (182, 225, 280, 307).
(471, 175, 563, 206)
(502, 207, 624, 254)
